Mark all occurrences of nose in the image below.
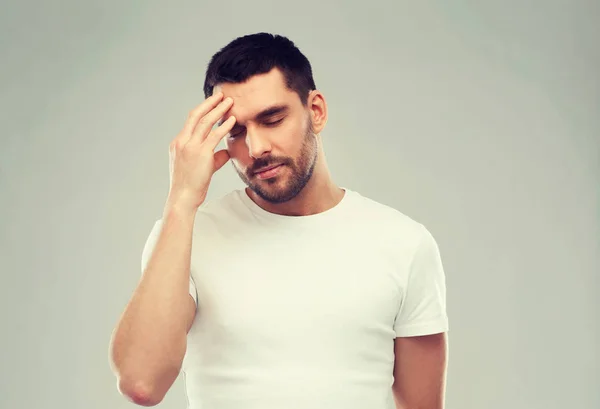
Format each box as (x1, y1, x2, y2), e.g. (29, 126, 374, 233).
(245, 128, 272, 159)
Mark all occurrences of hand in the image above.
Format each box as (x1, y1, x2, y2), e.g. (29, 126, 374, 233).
(164, 92, 236, 215)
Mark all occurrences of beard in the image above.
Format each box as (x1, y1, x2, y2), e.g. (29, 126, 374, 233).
(232, 118, 318, 204)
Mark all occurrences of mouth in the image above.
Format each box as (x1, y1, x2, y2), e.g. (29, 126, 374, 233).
(253, 164, 281, 174)
(253, 164, 284, 179)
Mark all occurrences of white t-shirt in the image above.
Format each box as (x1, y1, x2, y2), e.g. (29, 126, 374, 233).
(141, 188, 449, 409)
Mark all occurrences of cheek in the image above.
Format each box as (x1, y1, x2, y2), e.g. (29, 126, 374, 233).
(226, 139, 250, 166)
(225, 138, 244, 154)
(278, 121, 306, 151)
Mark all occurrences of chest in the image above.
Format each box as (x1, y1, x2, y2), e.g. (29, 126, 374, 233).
(190, 230, 404, 347)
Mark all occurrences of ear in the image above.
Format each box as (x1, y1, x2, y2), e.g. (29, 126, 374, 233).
(307, 90, 327, 135)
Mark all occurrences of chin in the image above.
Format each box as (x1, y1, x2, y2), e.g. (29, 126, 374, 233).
(251, 183, 299, 204)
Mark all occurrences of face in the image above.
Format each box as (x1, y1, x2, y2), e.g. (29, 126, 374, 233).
(214, 68, 323, 204)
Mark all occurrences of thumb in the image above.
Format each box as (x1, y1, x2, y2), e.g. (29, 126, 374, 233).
(213, 149, 231, 172)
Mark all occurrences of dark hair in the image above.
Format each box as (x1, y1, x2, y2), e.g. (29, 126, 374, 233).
(203, 33, 316, 105)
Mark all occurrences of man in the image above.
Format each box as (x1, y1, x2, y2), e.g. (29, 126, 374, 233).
(109, 32, 449, 409)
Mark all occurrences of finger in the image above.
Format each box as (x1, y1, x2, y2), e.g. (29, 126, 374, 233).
(204, 115, 236, 150)
(192, 97, 234, 141)
(180, 92, 224, 139)
(213, 149, 230, 172)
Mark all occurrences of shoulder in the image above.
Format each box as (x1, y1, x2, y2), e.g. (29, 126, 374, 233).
(190, 189, 248, 233)
(196, 190, 243, 217)
(345, 190, 442, 286)
(346, 189, 428, 243)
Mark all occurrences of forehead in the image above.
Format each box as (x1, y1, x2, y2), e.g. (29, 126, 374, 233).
(213, 68, 300, 121)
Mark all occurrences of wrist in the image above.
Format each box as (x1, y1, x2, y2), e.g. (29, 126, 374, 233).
(162, 201, 198, 223)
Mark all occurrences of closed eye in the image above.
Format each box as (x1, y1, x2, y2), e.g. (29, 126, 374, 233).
(228, 118, 285, 138)
(264, 118, 284, 126)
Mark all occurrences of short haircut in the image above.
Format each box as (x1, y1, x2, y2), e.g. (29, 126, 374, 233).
(203, 32, 317, 105)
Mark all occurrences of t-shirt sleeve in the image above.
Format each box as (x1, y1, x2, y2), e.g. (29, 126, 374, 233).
(140, 219, 198, 306)
(393, 226, 449, 337)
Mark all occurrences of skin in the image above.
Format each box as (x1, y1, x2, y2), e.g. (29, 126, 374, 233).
(393, 332, 448, 409)
(213, 67, 344, 216)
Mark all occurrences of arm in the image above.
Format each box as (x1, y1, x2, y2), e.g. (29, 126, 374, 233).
(108, 93, 235, 406)
(392, 332, 449, 409)
(109, 206, 197, 406)
(392, 226, 449, 408)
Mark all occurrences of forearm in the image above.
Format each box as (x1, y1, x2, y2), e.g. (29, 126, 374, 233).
(392, 333, 448, 409)
(109, 206, 197, 396)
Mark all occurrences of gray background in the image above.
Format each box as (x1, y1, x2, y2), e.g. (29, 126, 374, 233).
(1, 1, 598, 408)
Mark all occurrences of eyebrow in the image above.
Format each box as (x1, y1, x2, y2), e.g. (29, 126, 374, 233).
(218, 104, 290, 128)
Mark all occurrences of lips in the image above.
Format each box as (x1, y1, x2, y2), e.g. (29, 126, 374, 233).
(253, 164, 281, 175)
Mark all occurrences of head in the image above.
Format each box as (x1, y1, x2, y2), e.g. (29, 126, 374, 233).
(203, 33, 328, 204)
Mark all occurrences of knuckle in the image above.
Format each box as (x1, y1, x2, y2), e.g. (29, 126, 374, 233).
(170, 140, 183, 151)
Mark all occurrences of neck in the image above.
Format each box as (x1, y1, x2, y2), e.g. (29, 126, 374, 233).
(246, 150, 344, 216)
